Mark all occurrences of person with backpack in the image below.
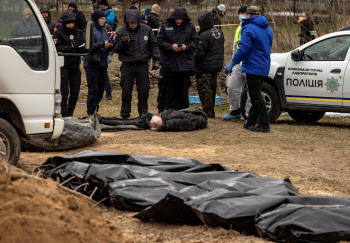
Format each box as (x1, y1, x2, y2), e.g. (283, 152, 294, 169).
(99, 0, 116, 30)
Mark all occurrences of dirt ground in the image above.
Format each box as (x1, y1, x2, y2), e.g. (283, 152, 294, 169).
(16, 114, 350, 242)
(5, 25, 350, 242)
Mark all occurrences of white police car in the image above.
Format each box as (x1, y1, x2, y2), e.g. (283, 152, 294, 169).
(241, 30, 350, 123)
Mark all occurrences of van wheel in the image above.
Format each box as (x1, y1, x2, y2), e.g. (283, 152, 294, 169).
(0, 118, 21, 166)
(288, 110, 325, 123)
(240, 83, 281, 123)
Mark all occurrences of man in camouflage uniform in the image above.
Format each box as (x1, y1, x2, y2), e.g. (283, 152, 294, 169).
(195, 12, 224, 118)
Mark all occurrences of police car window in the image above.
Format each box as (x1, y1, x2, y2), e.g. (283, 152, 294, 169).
(303, 36, 350, 61)
(0, 0, 48, 70)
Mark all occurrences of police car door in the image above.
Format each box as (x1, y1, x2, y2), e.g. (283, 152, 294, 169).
(284, 35, 350, 107)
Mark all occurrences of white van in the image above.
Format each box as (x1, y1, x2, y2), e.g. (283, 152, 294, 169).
(0, 0, 66, 165)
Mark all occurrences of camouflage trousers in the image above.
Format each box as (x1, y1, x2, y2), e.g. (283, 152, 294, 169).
(196, 73, 218, 118)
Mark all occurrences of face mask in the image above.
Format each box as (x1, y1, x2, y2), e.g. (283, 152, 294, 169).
(239, 15, 246, 22)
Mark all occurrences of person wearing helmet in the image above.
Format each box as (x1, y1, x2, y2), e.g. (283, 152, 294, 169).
(211, 4, 226, 28)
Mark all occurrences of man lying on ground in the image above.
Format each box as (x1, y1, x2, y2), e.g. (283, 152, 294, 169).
(101, 107, 207, 132)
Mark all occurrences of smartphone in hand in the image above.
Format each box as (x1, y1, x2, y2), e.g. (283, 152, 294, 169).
(107, 34, 114, 43)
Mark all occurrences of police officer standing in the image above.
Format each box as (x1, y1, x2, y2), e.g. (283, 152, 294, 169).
(157, 7, 199, 111)
(113, 9, 160, 119)
(225, 6, 273, 133)
(53, 10, 85, 117)
(195, 12, 224, 118)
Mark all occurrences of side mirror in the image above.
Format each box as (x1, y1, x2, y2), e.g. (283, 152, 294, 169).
(85, 21, 94, 50)
(291, 49, 300, 61)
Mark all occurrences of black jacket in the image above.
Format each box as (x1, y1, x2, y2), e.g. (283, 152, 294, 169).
(62, 1, 87, 30)
(211, 8, 222, 26)
(147, 12, 160, 29)
(100, 108, 207, 132)
(113, 9, 160, 63)
(299, 17, 314, 44)
(53, 26, 84, 67)
(195, 12, 224, 74)
(40, 6, 56, 34)
(158, 108, 207, 132)
(157, 7, 199, 72)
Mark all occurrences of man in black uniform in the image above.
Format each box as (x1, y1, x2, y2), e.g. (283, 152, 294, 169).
(113, 9, 160, 119)
(195, 12, 224, 118)
(157, 7, 199, 112)
(53, 10, 85, 117)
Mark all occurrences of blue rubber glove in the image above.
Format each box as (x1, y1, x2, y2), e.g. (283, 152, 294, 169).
(225, 62, 235, 74)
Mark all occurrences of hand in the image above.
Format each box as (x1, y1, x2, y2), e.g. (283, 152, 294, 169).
(152, 61, 160, 70)
(172, 44, 181, 52)
(121, 33, 131, 45)
(105, 41, 112, 48)
(225, 62, 235, 74)
(180, 44, 186, 51)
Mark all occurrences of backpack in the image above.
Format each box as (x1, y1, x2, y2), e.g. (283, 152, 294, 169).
(106, 10, 118, 31)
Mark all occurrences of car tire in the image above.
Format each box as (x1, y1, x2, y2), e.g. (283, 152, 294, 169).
(0, 118, 21, 166)
(288, 110, 326, 123)
(240, 83, 281, 123)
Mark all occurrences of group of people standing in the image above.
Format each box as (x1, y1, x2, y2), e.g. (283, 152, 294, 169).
(46, 1, 274, 133)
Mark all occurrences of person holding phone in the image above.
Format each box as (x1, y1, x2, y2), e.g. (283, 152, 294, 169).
(157, 7, 199, 112)
(83, 9, 113, 117)
(113, 9, 160, 119)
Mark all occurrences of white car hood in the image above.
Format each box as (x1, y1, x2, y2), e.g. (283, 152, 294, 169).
(269, 52, 290, 79)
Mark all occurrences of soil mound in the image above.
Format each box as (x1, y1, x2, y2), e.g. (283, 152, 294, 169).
(0, 165, 128, 243)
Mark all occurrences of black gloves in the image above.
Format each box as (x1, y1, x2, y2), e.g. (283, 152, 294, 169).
(121, 33, 131, 45)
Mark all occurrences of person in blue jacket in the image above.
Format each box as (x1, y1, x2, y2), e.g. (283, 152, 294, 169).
(225, 5, 273, 133)
(83, 10, 112, 116)
(99, 0, 115, 29)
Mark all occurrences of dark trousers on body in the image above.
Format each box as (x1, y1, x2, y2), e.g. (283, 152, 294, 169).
(104, 70, 112, 95)
(85, 67, 106, 115)
(246, 74, 269, 128)
(161, 72, 191, 111)
(196, 73, 218, 118)
(61, 66, 81, 117)
(120, 62, 150, 118)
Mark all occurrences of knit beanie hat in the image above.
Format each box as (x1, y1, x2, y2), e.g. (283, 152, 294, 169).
(99, 0, 109, 6)
(23, 8, 32, 17)
(145, 8, 152, 15)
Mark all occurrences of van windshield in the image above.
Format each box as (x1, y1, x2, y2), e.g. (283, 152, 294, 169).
(0, 0, 47, 70)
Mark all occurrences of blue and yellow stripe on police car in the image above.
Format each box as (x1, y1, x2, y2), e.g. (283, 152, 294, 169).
(286, 95, 350, 102)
